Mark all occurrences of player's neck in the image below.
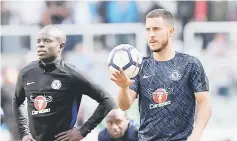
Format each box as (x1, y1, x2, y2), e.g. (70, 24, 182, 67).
(41, 56, 61, 65)
(153, 45, 175, 62)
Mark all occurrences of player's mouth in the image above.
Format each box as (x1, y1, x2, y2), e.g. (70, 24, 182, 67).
(37, 50, 46, 55)
(150, 42, 157, 46)
(112, 132, 121, 137)
(149, 40, 157, 43)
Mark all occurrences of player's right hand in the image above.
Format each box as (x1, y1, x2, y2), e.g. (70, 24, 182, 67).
(22, 135, 36, 141)
(110, 68, 135, 88)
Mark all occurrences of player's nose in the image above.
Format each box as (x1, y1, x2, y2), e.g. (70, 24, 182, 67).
(38, 44, 45, 49)
(111, 124, 119, 130)
(149, 31, 155, 37)
(37, 41, 45, 48)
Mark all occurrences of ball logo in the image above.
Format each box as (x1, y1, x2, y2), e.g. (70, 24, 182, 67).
(51, 80, 62, 90)
(30, 95, 53, 115)
(152, 88, 168, 104)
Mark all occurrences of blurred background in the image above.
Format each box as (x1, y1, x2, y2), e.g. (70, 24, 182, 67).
(1, 0, 237, 141)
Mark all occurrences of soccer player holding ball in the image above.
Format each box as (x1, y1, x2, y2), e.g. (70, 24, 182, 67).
(110, 9, 211, 141)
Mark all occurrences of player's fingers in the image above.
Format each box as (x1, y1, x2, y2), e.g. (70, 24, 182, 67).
(110, 76, 117, 82)
(119, 68, 125, 76)
(115, 71, 121, 77)
(61, 137, 69, 141)
(55, 134, 68, 141)
(55, 131, 67, 138)
(112, 72, 119, 79)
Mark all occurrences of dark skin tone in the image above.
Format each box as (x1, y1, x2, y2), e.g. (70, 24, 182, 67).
(22, 25, 84, 141)
(106, 109, 129, 139)
(36, 27, 65, 64)
(55, 128, 84, 141)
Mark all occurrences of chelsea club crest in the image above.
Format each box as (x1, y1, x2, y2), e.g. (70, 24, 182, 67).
(51, 80, 62, 90)
(170, 70, 182, 81)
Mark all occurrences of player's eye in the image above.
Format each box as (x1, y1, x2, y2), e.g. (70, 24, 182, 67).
(146, 28, 150, 31)
(153, 27, 162, 31)
(153, 27, 159, 31)
(116, 120, 121, 124)
(45, 39, 51, 43)
(37, 40, 41, 44)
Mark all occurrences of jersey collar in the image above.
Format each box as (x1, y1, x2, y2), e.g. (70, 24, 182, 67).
(39, 57, 61, 67)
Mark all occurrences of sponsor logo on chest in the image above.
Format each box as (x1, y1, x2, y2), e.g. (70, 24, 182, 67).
(30, 95, 53, 115)
(149, 88, 173, 109)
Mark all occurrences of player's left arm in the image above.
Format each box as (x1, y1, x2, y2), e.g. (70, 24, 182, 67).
(55, 69, 115, 141)
(188, 58, 211, 141)
(73, 70, 116, 137)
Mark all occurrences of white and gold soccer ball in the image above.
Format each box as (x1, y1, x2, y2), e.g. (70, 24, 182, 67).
(107, 44, 143, 78)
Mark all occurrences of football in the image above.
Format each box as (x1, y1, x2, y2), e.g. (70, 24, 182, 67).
(107, 44, 143, 78)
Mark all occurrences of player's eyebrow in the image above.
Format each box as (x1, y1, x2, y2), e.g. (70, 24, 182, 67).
(36, 37, 54, 43)
(146, 26, 164, 30)
(153, 26, 163, 29)
(37, 36, 55, 40)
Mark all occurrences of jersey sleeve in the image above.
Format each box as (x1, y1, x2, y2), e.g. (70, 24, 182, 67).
(72, 70, 115, 137)
(12, 70, 31, 139)
(189, 57, 209, 93)
(130, 58, 146, 95)
(129, 73, 140, 95)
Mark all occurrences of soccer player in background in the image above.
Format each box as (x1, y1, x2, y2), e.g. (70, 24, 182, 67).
(12, 25, 115, 141)
(98, 108, 139, 141)
(110, 9, 211, 141)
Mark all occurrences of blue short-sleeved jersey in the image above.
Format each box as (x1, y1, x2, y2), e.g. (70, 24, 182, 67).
(130, 52, 209, 141)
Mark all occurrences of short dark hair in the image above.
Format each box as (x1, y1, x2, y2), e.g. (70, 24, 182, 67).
(146, 9, 175, 26)
(39, 24, 66, 43)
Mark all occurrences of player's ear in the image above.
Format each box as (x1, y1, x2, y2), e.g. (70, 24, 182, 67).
(169, 27, 174, 37)
(59, 43, 65, 50)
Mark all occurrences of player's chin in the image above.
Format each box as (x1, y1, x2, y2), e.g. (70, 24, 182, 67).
(149, 43, 158, 48)
(37, 55, 48, 60)
(112, 134, 122, 139)
(150, 46, 161, 52)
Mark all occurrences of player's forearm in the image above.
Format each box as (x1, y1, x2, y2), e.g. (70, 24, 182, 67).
(12, 97, 31, 139)
(79, 92, 115, 137)
(118, 87, 133, 111)
(192, 99, 211, 135)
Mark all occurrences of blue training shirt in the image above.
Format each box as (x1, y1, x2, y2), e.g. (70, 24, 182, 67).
(130, 52, 209, 141)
